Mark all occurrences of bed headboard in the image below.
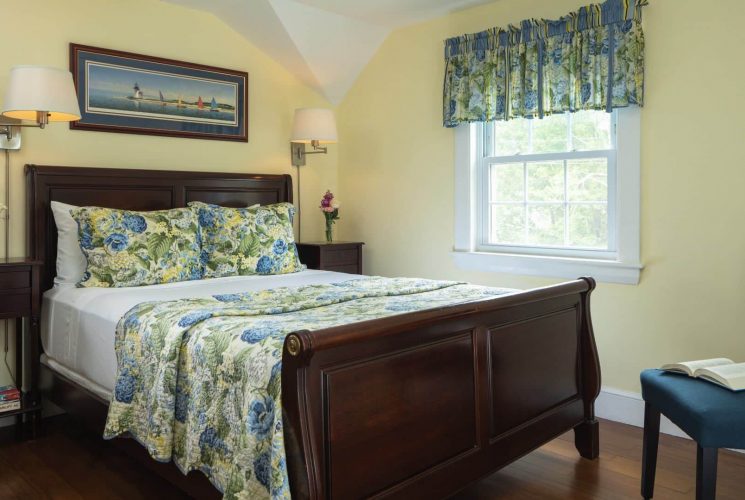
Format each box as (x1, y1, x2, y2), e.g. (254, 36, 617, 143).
(26, 164, 293, 292)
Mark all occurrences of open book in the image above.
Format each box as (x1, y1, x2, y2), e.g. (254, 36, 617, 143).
(661, 358, 745, 391)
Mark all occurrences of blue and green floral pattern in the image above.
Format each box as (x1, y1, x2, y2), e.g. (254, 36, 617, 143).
(71, 206, 202, 288)
(104, 277, 515, 499)
(190, 202, 303, 279)
(443, 0, 647, 127)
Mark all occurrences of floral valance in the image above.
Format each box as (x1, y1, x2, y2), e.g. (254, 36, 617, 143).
(443, 0, 648, 127)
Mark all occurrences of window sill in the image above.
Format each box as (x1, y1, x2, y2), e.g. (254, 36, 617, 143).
(451, 250, 642, 285)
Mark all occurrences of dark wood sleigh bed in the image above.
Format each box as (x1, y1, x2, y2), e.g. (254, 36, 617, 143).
(26, 164, 601, 499)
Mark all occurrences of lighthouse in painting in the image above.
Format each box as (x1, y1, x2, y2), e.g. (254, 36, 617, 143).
(132, 82, 143, 99)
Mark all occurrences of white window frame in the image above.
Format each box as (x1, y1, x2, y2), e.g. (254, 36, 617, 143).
(452, 108, 642, 285)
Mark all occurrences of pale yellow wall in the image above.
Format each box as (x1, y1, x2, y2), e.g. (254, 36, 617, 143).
(338, 0, 745, 393)
(0, 0, 336, 387)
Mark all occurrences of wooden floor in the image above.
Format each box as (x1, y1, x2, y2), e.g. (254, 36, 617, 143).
(0, 417, 743, 499)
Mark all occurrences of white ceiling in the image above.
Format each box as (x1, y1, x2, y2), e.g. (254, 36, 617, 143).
(163, 0, 492, 104)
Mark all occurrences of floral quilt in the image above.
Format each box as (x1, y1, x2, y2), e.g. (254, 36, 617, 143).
(103, 277, 514, 499)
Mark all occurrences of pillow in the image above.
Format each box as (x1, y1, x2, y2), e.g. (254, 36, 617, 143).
(50, 201, 87, 285)
(70, 206, 203, 288)
(190, 201, 303, 278)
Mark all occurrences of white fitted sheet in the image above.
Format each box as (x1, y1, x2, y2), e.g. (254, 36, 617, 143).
(41, 270, 360, 399)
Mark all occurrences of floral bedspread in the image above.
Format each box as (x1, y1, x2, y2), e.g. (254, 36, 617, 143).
(103, 277, 513, 499)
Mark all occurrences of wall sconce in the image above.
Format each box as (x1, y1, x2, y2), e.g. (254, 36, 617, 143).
(289, 108, 337, 241)
(0, 65, 81, 256)
(290, 108, 337, 167)
(1, 66, 81, 142)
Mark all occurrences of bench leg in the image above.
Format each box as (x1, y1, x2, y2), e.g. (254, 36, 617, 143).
(574, 419, 599, 459)
(641, 402, 660, 499)
(696, 445, 717, 500)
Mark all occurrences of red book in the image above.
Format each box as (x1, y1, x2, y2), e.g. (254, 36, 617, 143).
(0, 386, 21, 401)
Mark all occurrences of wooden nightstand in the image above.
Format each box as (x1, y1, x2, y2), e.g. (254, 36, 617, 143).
(0, 258, 42, 438)
(297, 242, 364, 274)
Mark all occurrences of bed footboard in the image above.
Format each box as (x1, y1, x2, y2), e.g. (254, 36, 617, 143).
(282, 278, 600, 499)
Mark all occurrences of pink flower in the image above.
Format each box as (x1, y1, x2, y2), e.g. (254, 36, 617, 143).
(320, 190, 337, 210)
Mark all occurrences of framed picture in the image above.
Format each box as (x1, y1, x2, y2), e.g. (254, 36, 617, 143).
(70, 44, 248, 142)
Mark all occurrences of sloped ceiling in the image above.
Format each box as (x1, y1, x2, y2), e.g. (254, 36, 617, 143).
(163, 0, 492, 104)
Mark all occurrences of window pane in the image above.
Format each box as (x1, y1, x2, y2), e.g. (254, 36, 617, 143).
(527, 204, 564, 246)
(491, 163, 524, 202)
(531, 113, 569, 153)
(527, 161, 564, 202)
(568, 204, 608, 248)
(491, 119, 529, 156)
(490, 204, 525, 244)
(571, 110, 612, 151)
(568, 158, 608, 202)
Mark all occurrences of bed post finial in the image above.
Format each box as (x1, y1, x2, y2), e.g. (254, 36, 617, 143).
(286, 334, 302, 356)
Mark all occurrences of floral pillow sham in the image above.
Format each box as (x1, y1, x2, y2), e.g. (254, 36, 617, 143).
(190, 201, 303, 278)
(71, 206, 203, 288)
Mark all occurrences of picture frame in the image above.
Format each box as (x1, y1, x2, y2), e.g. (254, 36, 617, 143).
(70, 44, 248, 142)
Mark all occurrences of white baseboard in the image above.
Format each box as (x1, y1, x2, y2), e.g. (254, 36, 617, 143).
(596, 386, 688, 438)
(597, 386, 744, 453)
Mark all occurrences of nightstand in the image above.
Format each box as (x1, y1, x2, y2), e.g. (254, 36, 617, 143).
(0, 258, 42, 438)
(297, 242, 364, 274)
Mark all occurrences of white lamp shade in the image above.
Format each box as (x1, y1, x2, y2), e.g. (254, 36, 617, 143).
(290, 108, 337, 144)
(2, 66, 81, 122)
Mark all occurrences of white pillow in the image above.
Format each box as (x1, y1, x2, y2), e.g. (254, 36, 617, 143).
(50, 201, 87, 285)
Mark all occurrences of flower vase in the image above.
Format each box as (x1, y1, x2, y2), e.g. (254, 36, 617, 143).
(325, 221, 333, 242)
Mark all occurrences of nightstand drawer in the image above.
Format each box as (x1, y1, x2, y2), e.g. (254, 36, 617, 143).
(324, 264, 360, 274)
(297, 242, 364, 274)
(0, 270, 31, 290)
(0, 292, 31, 317)
(324, 248, 360, 266)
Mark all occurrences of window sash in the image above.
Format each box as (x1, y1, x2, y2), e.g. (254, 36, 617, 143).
(482, 111, 616, 158)
(476, 113, 618, 260)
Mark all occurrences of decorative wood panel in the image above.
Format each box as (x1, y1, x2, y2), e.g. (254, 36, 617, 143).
(488, 308, 580, 439)
(323, 334, 477, 498)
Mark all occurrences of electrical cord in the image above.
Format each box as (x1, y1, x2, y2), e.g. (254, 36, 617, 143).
(4, 148, 7, 258)
(295, 164, 302, 241)
(2, 148, 15, 388)
(3, 325, 16, 388)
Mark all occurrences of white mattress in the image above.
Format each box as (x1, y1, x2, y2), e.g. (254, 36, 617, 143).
(41, 270, 360, 400)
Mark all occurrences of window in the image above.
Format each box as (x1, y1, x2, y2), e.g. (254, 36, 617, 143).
(453, 109, 641, 284)
(482, 111, 615, 257)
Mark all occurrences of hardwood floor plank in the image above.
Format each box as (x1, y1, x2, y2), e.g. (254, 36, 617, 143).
(454, 420, 745, 500)
(0, 453, 49, 499)
(7, 440, 83, 499)
(0, 416, 743, 499)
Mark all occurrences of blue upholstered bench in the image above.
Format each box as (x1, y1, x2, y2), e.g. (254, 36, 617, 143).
(640, 369, 745, 499)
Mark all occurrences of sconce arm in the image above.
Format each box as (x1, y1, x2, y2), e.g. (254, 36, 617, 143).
(0, 111, 50, 139)
(1, 123, 46, 140)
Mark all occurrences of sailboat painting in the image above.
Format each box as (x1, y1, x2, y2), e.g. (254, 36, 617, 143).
(71, 44, 248, 141)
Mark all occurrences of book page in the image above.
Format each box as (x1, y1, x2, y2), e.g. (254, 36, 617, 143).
(695, 363, 745, 391)
(661, 358, 733, 376)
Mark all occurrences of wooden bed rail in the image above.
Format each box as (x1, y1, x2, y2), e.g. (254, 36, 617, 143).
(284, 278, 595, 356)
(282, 277, 600, 499)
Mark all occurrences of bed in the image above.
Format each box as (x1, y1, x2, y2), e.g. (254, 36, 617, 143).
(27, 164, 601, 499)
